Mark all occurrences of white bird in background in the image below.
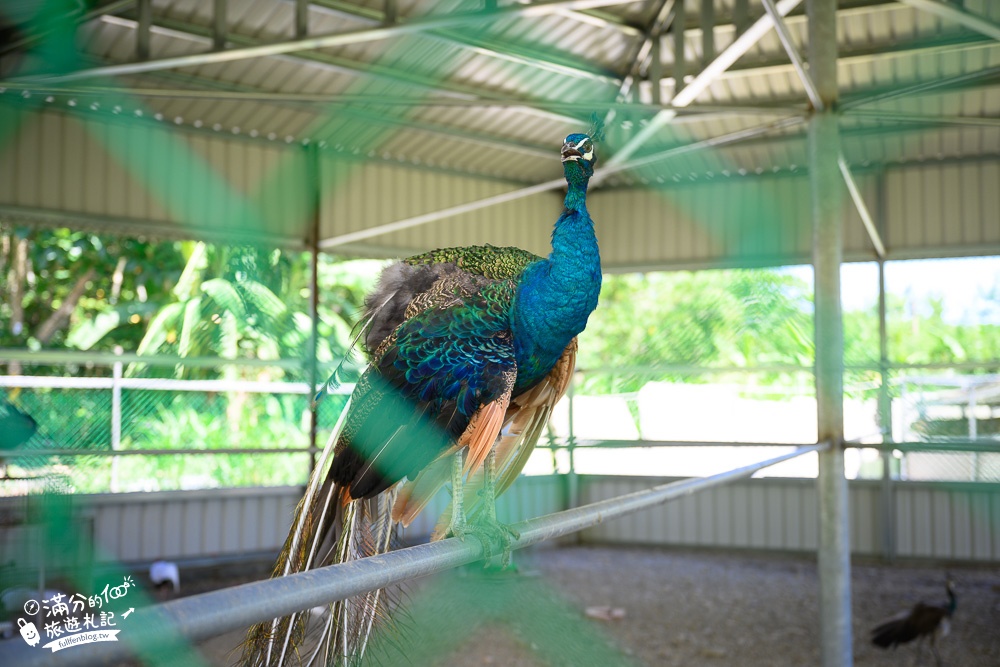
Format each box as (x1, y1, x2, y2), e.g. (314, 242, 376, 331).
(149, 560, 180, 594)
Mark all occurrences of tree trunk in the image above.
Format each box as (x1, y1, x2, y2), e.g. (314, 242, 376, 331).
(7, 236, 28, 374)
(35, 267, 97, 345)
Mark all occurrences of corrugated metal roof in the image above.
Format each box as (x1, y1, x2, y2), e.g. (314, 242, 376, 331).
(1, 0, 997, 188)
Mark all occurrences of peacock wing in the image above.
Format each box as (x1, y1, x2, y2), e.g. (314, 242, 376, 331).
(391, 374, 514, 529)
(361, 245, 539, 356)
(493, 337, 577, 495)
(330, 283, 518, 500)
(425, 339, 577, 536)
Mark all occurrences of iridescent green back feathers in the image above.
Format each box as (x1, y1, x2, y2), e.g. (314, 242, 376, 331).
(405, 244, 540, 281)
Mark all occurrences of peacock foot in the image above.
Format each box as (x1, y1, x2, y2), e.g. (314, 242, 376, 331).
(443, 514, 519, 569)
(468, 514, 520, 569)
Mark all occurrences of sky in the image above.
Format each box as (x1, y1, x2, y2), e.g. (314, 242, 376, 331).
(779, 256, 1000, 325)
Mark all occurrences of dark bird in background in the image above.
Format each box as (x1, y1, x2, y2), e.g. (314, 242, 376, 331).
(240, 124, 604, 666)
(871, 580, 956, 666)
(0, 399, 37, 451)
(0, 398, 38, 478)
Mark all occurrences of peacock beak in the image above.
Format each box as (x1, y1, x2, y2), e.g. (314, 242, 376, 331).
(561, 143, 582, 162)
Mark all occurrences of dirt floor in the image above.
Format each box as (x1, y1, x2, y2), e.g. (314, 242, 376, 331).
(187, 544, 999, 666)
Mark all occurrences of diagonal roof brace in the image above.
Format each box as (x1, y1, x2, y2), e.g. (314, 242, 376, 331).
(94, 12, 587, 128)
(604, 0, 805, 170)
(300, 0, 621, 85)
(838, 154, 886, 259)
(670, 0, 805, 108)
(896, 0, 1000, 42)
(11, 0, 641, 84)
(759, 0, 823, 110)
(319, 116, 804, 249)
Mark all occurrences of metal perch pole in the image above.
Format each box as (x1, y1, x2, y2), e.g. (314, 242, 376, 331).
(0, 443, 826, 667)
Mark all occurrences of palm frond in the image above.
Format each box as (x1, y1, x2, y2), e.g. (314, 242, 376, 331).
(177, 296, 202, 358)
(201, 277, 248, 321)
(239, 278, 290, 330)
(136, 301, 183, 356)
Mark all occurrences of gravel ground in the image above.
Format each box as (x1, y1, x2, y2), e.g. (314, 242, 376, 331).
(189, 545, 999, 666)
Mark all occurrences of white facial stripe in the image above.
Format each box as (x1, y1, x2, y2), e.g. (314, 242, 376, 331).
(572, 137, 594, 161)
(563, 137, 592, 162)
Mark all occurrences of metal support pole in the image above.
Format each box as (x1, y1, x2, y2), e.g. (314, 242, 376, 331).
(307, 144, 321, 477)
(673, 0, 686, 95)
(649, 34, 663, 105)
(213, 0, 227, 51)
(838, 155, 886, 258)
(877, 248, 895, 561)
(0, 444, 826, 667)
(968, 382, 980, 480)
(808, 0, 852, 665)
(110, 352, 123, 493)
(566, 373, 579, 516)
(295, 0, 309, 39)
(734, 0, 749, 37)
(761, 0, 823, 111)
(700, 0, 714, 66)
(137, 0, 152, 61)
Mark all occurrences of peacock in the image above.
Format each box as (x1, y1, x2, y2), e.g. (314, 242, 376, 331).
(240, 124, 603, 666)
(871, 580, 956, 667)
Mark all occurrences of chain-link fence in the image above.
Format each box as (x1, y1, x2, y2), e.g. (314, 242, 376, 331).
(547, 365, 1000, 482)
(5, 360, 998, 493)
(1, 359, 353, 495)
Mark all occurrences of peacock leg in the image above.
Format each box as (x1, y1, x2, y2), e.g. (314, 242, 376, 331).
(476, 449, 520, 568)
(930, 636, 943, 667)
(442, 450, 470, 540)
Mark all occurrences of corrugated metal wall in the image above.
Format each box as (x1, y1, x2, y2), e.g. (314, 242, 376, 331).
(589, 176, 827, 269)
(884, 161, 1000, 259)
(3, 476, 995, 567)
(319, 156, 560, 259)
(590, 163, 1000, 271)
(0, 107, 310, 246)
(83, 486, 299, 562)
(3, 108, 998, 268)
(579, 476, 1000, 561)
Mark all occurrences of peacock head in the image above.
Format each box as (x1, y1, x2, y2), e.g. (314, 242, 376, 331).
(561, 133, 597, 184)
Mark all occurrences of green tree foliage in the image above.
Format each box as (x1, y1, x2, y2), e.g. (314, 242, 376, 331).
(6, 224, 999, 489)
(844, 295, 1000, 367)
(0, 224, 183, 360)
(0, 224, 376, 379)
(578, 269, 814, 393)
(1, 225, 379, 489)
(131, 241, 311, 376)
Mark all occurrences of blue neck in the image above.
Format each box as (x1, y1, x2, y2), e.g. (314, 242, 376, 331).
(564, 180, 588, 212)
(512, 178, 601, 388)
